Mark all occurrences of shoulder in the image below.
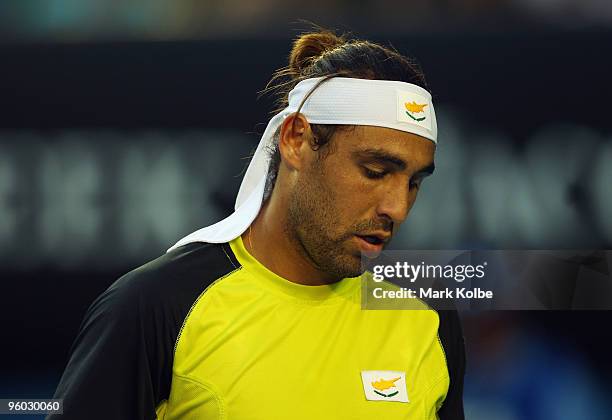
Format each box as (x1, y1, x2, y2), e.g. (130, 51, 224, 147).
(50, 241, 243, 418)
(76, 241, 242, 344)
(101, 241, 241, 313)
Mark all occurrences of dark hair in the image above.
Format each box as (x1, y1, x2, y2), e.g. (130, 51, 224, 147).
(261, 25, 429, 200)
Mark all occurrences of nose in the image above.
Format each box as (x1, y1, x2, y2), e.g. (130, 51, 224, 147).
(375, 181, 416, 224)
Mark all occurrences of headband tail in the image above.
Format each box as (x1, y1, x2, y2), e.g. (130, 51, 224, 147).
(167, 113, 284, 251)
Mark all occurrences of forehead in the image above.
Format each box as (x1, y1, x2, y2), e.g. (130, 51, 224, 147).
(334, 125, 436, 165)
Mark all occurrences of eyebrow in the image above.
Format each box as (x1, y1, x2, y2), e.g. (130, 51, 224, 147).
(352, 148, 436, 175)
(352, 148, 407, 170)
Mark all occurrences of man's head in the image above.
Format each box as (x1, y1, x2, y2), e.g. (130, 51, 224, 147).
(263, 27, 436, 279)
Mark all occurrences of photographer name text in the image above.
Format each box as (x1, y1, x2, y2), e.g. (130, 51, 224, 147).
(372, 287, 493, 300)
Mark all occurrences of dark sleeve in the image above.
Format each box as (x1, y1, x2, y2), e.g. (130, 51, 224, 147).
(47, 270, 176, 420)
(47, 242, 239, 420)
(436, 309, 466, 420)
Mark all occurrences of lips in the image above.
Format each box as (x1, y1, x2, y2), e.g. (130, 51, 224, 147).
(354, 233, 390, 256)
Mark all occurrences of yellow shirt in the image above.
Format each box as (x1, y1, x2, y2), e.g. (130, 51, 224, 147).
(50, 237, 464, 420)
(158, 237, 459, 419)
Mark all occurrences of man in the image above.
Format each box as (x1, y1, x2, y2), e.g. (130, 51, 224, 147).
(50, 29, 465, 419)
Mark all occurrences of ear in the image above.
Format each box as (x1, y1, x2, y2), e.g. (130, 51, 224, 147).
(278, 113, 312, 171)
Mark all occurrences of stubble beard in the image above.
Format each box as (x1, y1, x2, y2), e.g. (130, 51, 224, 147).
(285, 173, 364, 281)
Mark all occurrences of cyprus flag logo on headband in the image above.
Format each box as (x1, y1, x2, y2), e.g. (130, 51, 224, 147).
(396, 90, 432, 132)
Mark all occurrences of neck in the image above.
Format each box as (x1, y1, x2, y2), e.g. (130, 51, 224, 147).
(241, 193, 338, 286)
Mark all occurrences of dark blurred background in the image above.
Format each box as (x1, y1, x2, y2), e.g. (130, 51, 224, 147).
(1, 1, 611, 419)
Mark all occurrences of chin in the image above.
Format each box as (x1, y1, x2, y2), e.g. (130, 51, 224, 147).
(328, 253, 364, 279)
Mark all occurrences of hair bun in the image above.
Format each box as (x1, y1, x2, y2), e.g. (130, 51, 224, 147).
(289, 30, 346, 74)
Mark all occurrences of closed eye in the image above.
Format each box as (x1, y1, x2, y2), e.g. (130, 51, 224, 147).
(409, 173, 430, 190)
(409, 179, 422, 189)
(363, 167, 388, 179)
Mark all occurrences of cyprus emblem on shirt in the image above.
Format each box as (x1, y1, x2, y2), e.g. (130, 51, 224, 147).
(361, 370, 409, 402)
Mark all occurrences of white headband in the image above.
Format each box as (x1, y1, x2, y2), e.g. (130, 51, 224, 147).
(168, 76, 437, 251)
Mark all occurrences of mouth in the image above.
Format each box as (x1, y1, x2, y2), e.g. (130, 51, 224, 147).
(354, 233, 390, 256)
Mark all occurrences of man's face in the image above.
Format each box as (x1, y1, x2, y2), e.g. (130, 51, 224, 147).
(286, 125, 436, 279)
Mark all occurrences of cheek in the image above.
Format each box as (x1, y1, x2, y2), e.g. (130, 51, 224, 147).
(325, 170, 378, 218)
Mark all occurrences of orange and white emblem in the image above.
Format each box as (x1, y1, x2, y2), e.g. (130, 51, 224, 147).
(361, 370, 409, 402)
(396, 90, 432, 131)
